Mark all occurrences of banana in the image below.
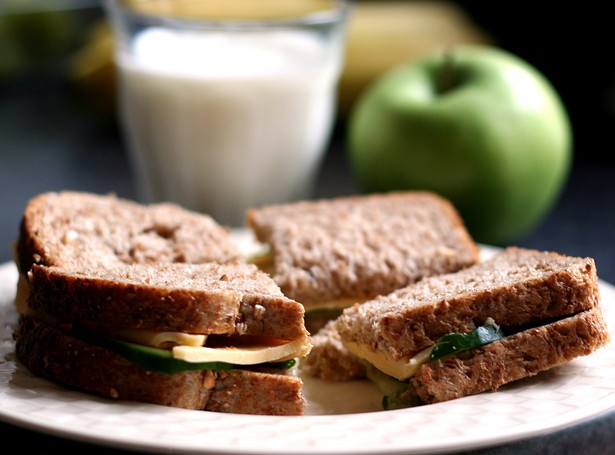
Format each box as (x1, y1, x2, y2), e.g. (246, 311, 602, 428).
(339, 1, 492, 115)
(69, 20, 116, 117)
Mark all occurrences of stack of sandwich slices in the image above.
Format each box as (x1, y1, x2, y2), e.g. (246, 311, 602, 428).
(12, 190, 610, 414)
(13, 191, 311, 415)
(246, 192, 610, 408)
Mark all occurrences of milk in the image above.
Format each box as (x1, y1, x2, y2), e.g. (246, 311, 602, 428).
(117, 28, 343, 226)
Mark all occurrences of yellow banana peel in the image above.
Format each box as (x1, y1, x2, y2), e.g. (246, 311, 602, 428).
(339, 1, 492, 114)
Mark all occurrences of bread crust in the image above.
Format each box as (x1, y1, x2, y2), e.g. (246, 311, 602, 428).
(335, 247, 601, 360)
(246, 191, 480, 304)
(14, 316, 305, 415)
(27, 262, 308, 340)
(412, 307, 610, 404)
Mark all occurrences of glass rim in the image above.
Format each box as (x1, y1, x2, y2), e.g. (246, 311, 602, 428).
(103, 0, 351, 30)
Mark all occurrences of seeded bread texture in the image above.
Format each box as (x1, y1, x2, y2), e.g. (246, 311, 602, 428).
(246, 191, 480, 304)
(335, 247, 601, 360)
(26, 262, 308, 340)
(16, 191, 241, 276)
(15, 316, 305, 415)
(411, 307, 610, 404)
(299, 321, 366, 381)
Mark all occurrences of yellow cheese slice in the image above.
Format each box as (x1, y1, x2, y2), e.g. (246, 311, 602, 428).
(172, 337, 312, 365)
(343, 340, 434, 380)
(304, 298, 363, 313)
(116, 329, 206, 348)
(15, 274, 30, 315)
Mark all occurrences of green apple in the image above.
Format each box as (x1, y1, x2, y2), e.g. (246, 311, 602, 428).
(347, 45, 572, 245)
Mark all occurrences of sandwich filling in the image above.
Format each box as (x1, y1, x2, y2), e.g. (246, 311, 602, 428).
(15, 275, 312, 374)
(357, 319, 507, 410)
(351, 312, 595, 410)
(249, 250, 370, 331)
(344, 318, 503, 381)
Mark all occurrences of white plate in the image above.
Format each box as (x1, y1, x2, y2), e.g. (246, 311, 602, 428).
(1, 236, 615, 455)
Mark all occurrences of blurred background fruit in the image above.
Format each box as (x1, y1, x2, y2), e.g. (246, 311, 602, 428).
(347, 45, 572, 245)
(69, 19, 116, 116)
(338, 0, 492, 115)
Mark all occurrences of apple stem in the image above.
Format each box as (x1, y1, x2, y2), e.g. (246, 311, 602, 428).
(438, 47, 457, 94)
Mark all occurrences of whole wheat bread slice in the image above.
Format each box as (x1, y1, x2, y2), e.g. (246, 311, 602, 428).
(15, 316, 305, 415)
(16, 191, 242, 276)
(335, 247, 601, 361)
(25, 261, 308, 340)
(411, 306, 609, 404)
(246, 191, 480, 305)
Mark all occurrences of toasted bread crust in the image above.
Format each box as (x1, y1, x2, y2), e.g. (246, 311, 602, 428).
(246, 191, 480, 304)
(412, 307, 610, 404)
(16, 191, 241, 276)
(14, 316, 305, 415)
(27, 262, 308, 340)
(335, 247, 601, 360)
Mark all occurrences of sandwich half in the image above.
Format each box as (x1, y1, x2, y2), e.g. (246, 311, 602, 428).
(246, 191, 480, 332)
(334, 247, 610, 408)
(13, 191, 312, 415)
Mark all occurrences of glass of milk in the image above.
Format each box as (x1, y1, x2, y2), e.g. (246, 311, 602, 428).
(103, 0, 350, 226)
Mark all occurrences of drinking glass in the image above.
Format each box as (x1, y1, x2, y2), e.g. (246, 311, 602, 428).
(103, 0, 351, 226)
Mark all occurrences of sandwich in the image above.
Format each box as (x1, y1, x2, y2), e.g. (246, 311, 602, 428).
(246, 191, 480, 333)
(13, 191, 312, 415)
(333, 247, 610, 409)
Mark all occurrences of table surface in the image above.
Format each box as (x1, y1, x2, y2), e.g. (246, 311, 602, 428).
(1, 68, 614, 455)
